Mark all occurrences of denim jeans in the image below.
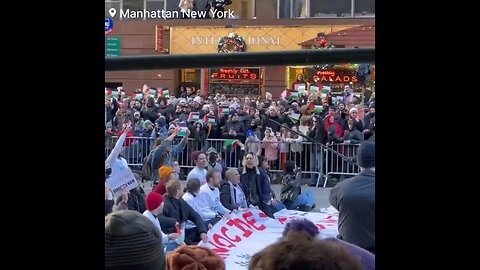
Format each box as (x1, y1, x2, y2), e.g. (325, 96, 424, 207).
(309, 151, 324, 185)
(287, 190, 315, 210)
(269, 201, 286, 214)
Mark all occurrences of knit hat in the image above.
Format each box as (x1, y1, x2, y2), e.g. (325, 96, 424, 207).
(229, 109, 237, 117)
(349, 107, 358, 113)
(166, 246, 225, 270)
(105, 210, 165, 270)
(134, 111, 141, 117)
(106, 122, 113, 129)
(356, 141, 375, 168)
(158, 166, 173, 181)
(144, 120, 153, 127)
(193, 96, 202, 104)
(145, 192, 163, 212)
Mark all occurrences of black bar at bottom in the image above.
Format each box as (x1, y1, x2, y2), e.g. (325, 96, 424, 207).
(105, 48, 375, 71)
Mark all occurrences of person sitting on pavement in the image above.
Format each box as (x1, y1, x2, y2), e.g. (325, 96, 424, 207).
(162, 180, 208, 245)
(143, 192, 181, 252)
(186, 151, 208, 185)
(195, 169, 231, 227)
(280, 161, 316, 212)
(220, 168, 248, 211)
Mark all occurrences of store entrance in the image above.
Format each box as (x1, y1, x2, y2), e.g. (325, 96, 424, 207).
(208, 67, 263, 98)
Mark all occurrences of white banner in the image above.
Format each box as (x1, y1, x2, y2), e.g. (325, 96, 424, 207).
(106, 166, 139, 198)
(199, 208, 338, 270)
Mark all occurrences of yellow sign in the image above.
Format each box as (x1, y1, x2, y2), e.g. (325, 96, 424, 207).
(169, 26, 358, 54)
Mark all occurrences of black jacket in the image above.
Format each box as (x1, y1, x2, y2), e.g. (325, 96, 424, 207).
(329, 169, 375, 250)
(220, 181, 237, 211)
(127, 188, 146, 213)
(162, 196, 207, 234)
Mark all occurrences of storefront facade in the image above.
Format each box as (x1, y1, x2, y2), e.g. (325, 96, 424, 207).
(105, 19, 375, 97)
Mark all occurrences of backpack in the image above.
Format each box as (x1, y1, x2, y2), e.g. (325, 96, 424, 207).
(142, 150, 155, 181)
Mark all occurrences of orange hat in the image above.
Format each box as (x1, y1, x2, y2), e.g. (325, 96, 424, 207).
(158, 166, 174, 181)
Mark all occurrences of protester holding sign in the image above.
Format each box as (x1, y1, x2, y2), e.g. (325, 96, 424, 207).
(105, 123, 140, 198)
(150, 127, 190, 182)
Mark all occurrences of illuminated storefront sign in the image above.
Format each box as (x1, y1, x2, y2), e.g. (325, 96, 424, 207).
(210, 68, 260, 80)
(315, 70, 358, 83)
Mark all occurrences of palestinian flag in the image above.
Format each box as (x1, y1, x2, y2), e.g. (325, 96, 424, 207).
(204, 115, 216, 125)
(294, 84, 306, 95)
(223, 139, 236, 150)
(218, 106, 230, 116)
(281, 90, 299, 100)
(149, 89, 157, 98)
(160, 88, 170, 97)
(288, 112, 301, 124)
(320, 86, 331, 99)
(188, 112, 200, 122)
(309, 85, 320, 95)
(131, 92, 143, 100)
(313, 105, 323, 114)
(178, 126, 188, 137)
(108, 90, 119, 99)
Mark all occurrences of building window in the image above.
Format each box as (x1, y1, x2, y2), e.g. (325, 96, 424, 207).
(181, 69, 201, 83)
(255, 0, 277, 19)
(278, 0, 308, 18)
(105, 0, 121, 20)
(310, 0, 352, 18)
(228, 0, 254, 19)
(145, 0, 166, 19)
(123, 0, 144, 12)
(164, 0, 180, 12)
(354, 0, 375, 16)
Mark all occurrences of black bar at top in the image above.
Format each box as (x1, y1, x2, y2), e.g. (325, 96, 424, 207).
(105, 48, 375, 71)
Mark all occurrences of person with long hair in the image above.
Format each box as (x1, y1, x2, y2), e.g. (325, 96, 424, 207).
(238, 152, 275, 218)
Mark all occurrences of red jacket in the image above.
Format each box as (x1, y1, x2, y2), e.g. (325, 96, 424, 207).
(117, 130, 134, 146)
(325, 114, 343, 137)
(153, 181, 166, 196)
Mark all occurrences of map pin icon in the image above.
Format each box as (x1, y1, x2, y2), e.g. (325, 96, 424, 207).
(109, 8, 117, 17)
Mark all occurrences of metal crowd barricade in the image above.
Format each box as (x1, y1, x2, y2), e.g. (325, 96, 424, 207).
(105, 136, 156, 166)
(323, 143, 361, 187)
(105, 136, 361, 187)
